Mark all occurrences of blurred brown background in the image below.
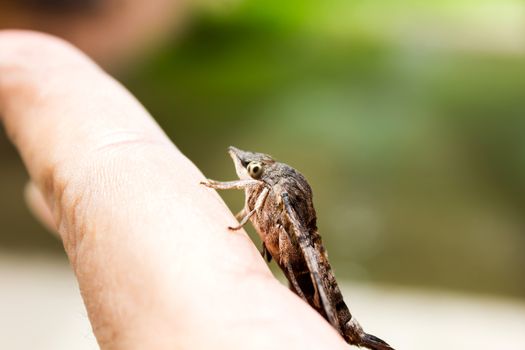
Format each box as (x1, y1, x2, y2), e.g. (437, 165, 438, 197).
(1, 0, 524, 348)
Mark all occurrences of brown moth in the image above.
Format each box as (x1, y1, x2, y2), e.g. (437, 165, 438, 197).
(201, 146, 394, 350)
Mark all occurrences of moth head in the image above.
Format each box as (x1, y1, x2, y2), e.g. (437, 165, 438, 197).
(228, 146, 274, 180)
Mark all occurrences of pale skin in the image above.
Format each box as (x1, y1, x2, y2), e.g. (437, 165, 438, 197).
(0, 31, 349, 350)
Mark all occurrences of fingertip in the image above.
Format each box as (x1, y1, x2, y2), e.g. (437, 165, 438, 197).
(0, 29, 62, 42)
(0, 30, 89, 71)
(0, 29, 85, 57)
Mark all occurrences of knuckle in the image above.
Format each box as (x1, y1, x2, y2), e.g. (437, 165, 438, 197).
(90, 130, 171, 155)
(40, 160, 92, 269)
(39, 132, 172, 269)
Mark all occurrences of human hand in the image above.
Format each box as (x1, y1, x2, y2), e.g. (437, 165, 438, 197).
(0, 31, 347, 349)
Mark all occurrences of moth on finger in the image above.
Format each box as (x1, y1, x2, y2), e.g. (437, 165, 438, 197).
(201, 146, 394, 350)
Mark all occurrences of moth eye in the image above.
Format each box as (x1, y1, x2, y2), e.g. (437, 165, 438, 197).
(247, 161, 263, 179)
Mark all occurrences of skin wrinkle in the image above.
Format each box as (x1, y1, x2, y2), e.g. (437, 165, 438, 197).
(62, 140, 171, 269)
(62, 149, 147, 270)
(39, 156, 93, 270)
(91, 130, 173, 154)
(66, 175, 90, 270)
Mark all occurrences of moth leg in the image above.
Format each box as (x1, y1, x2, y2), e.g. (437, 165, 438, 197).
(278, 228, 308, 302)
(229, 187, 269, 230)
(200, 179, 261, 190)
(235, 208, 247, 220)
(228, 208, 256, 230)
(281, 192, 339, 329)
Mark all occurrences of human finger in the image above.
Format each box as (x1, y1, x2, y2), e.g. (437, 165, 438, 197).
(0, 30, 346, 350)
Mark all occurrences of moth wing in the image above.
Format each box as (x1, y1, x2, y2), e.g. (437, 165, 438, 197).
(261, 242, 272, 262)
(281, 192, 339, 329)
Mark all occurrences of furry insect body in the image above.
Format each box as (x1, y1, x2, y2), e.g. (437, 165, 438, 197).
(201, 146, 394, 350)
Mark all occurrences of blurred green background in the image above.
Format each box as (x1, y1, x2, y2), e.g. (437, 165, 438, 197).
(1, 0, 524, 299)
